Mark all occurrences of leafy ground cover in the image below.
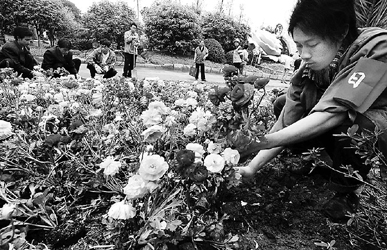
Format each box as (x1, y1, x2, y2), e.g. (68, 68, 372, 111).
(0, 63, 386, 250)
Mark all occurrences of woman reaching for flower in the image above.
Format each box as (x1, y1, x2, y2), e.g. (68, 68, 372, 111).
(234, 0, 387, 223)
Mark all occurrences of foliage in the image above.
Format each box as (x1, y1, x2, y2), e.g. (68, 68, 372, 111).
(0, 0, 82, 46)
(202, 12, 251, 52)
(69, 38, 93, 51)
(355, 0, 387, 29)
(302, 125, 387, 250)
(59, 0, 82, 21)
(0, 0, 24, 35)
(142, 2, 202, 55)
(83, 0, 137, 48)
(225, 50, 234, 65)
(204, 38, 225, 63)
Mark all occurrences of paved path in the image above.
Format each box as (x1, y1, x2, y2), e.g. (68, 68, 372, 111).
(78, 64, 289, 90)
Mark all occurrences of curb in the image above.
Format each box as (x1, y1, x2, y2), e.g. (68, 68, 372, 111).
(136, 63, 291, 81)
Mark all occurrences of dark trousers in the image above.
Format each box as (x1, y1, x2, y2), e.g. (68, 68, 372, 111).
(195, 63, 205, 80)
(233, 62, 243, 75)
(123, 53, 137, 77)
(273, 94, 379, 192)
(72, 58, 81, 73)
(87, 63, 117, 79)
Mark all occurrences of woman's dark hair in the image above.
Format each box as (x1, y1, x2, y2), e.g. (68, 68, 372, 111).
(288, 0, 358, 46)
(131, 22, 137, 28)
(57, 39, 72, 49)
(13, 27, 33, 40)
(100, 39, 111, 47)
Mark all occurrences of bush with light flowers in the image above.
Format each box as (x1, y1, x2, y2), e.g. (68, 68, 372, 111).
(0, 69, 277, 250)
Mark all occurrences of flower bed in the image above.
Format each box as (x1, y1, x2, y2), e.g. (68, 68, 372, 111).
(0, 68, 278, 249)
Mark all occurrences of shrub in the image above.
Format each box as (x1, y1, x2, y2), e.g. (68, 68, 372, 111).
(202, 13, 251, 52)
(142, 2, 202, 55)
(204, 38, 225, 63)
(225, 50, 234, 65)
(69, 38, 93, 51)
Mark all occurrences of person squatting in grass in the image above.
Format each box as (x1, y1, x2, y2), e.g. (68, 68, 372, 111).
(86, 39, 117, 79)
(0, 27, 43, 79)
(41, 39, 81, 78)
(193, 40, 209, 82)
(235, 0, 387, 223)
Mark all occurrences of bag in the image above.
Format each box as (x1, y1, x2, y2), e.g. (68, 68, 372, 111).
(189, 65, 197, 77)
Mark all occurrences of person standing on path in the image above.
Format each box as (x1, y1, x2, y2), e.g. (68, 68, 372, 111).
(232, 38, 246, 75)
(123, 23, 140, 78)
(193, 40, 209, 81)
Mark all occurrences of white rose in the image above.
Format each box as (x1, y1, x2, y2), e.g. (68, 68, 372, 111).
(0, 120, 12, 138)
(20, 94, 36, 102)
(123, 175, 148, 199)
(53, 93, 65, 103)
(99, 156, 121, 176)
(186, 143, 205, 158)
(174, 99, 186, 107)
(222, 148, 240, 165)
(138, 155, 169, 181)
(108, 201, 136, 220)
(185, 98, 198, 107)
(140, 109, 163, 127)
(148, 101, 170, 115)
(141, 125, 166, 143)
(183, 124, 197, 137)
(187, 90, 198, 99)
(204, 154, 225, 173)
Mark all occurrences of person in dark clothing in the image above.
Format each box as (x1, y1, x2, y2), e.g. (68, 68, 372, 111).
(42, 39, 81, 78)
(0, 27, 42, 79)
(86, 39, 117, 79)
(234, 0, 387, 223)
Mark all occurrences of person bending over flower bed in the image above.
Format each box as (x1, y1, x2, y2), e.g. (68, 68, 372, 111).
(234, 0, 387, 223)
(42, 39, 81, 78)
(0, 27, 42, 79)
(86, 39, 117, 79)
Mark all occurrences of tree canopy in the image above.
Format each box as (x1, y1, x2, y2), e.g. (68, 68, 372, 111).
(83, 0, 137, 48)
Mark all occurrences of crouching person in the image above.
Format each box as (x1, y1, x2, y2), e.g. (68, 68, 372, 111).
(0, 27, 42, 79)
(42, 39, 81, 78)
(86, 39, 117, 79)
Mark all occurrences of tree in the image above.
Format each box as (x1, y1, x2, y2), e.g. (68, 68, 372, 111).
(83, 0, 137, 48)
(60, 0, 82, 21)
(0, 0, 81, 47)
(355, 0, 387, 28)
(202, 13, 250, 52)
(0, 0, 25, 43)
(142, 2, 202, 55)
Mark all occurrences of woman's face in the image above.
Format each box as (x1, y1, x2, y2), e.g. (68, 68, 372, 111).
(293, 27, 342, 71)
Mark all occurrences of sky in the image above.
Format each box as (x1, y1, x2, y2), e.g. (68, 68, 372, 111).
(69, 0, 298, 30)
